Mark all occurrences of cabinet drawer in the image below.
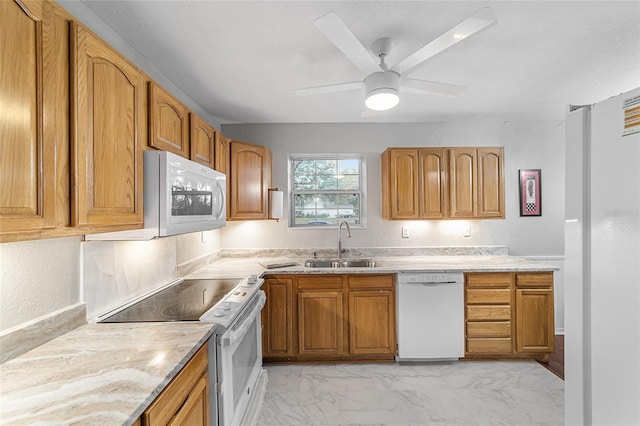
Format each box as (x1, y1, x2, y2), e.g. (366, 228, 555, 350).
(466, 305, 511, 321)
(297, 276, 344, 290)
(466, 273, 513, 288)
(516, 272, 553, 288)
(143, 344, 208, 425)
(467, 338, 512, 354)
(348, 274, 393, 289)
(467, 321, 511, 338)
(466, 288, 510, 304)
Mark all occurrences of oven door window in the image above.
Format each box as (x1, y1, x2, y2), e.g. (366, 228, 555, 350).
(231, 319, 258, 410)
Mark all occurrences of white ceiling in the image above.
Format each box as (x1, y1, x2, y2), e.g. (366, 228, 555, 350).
(80, 1, 640, 124)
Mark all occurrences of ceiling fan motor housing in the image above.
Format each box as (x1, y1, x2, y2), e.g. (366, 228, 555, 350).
(365, 71, 401, 110)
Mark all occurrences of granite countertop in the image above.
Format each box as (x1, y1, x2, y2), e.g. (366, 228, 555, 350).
(184, 254, 559, 280)
(0, 322, 215, 425)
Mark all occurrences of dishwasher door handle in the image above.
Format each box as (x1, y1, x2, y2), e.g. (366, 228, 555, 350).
(401, 281, 459, 285)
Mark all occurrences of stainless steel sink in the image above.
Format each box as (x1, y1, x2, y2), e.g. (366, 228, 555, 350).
(304, 259, 379, 268)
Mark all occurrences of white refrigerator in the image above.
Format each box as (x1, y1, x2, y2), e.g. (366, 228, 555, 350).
(565, 87, 640, 426)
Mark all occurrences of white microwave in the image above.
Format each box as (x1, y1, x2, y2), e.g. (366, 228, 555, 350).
(86, 151, 226, 240)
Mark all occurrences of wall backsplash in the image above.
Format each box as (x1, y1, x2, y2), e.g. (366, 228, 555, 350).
(82, 239, 178, 320)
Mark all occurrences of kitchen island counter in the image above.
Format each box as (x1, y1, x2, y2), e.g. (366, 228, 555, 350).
(185, 254, 559, 280)
(0, 322, 215, 425)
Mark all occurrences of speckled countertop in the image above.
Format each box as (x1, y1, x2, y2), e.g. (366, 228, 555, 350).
(184, 255, 559, 280)
(0, 322, 215, 425)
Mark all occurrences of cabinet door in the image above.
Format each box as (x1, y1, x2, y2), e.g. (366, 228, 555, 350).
(71, 23, 145, 229)
(143, 345, 208, 426)
(382, 149, 419, 219)
(348, 290, 396, 355)
(477, 148, 505, 218)
(229, 141, 270, 220)
(189, 113, 216, 169)
(215, 133, 230, 175)
(262, 277, 294, 359)
(297, 291, 344, 357)
(448, 148, 477, 218)
(149, 81, 190, 157)
(168, 373, 209, 426)
(515, 288, 555, 353)
(0, 0, 62, 240)
(418, 148, 447, 219)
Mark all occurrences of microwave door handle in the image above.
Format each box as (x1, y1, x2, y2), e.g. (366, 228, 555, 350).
(215, 184, 225, 220)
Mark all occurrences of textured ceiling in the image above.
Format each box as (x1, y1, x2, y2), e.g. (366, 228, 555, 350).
(79, 1, 640, 124)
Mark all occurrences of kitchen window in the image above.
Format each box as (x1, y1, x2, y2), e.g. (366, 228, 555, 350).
(289, 154, 366, 228)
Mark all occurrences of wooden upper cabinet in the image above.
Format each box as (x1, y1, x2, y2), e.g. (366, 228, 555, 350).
(382, 149, 419, 219)
(0, 0, 66, 241)
(418, 148, 447, 219)
(215, 133, 230, 174)
(449, 147, 505, 219)
(228, 140, 271, 220)
(148, 82, 189, 157)
(381, 147, 450, 220)
(189, 113, 216, 169)
(477, 148, 505, 218)
(383, 146, 503, 220)
(448, 148, 478, 218)
(71, 23, 145, 229)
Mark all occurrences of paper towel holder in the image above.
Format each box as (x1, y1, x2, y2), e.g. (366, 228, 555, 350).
(268, 187, 284, 221)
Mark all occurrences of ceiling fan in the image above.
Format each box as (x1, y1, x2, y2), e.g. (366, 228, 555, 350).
(295, 8, 497, 112)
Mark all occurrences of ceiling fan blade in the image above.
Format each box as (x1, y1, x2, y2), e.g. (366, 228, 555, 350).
(295, 81, 364, 96)
(401, 78, 466, 97)
(393, 7, 497, 76)
(314, 12, 380, 74)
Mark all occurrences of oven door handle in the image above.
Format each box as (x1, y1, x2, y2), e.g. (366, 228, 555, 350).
(222, 290, 266, 347)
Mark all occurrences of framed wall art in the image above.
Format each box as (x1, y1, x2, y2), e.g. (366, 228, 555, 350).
(519, 169, 541, 216)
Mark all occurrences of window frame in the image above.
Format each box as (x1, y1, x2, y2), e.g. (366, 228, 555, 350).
(288, 153, 367, 229)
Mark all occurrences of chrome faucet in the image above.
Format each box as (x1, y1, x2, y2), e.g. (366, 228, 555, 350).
(337, 221, 352, 259)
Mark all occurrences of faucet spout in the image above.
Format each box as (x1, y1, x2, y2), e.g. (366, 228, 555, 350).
(338, 221, 352, 259)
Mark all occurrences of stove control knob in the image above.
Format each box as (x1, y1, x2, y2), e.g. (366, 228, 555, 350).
(248, 275, 258, 284)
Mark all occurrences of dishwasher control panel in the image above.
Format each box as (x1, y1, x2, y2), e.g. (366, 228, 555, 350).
(397, 272, 464, 284)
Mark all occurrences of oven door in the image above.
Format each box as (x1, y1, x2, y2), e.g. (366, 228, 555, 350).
(216, 291, 265, 426)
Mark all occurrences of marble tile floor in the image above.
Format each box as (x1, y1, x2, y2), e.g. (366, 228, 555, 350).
(256, 360, 564, 426)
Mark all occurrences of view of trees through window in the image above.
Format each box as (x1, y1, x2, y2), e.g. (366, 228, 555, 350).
(290, 156, 364, 227)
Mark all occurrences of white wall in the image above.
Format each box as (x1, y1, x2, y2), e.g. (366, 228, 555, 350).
(222, 121, 566, 256)
(0, 237, 81, 331)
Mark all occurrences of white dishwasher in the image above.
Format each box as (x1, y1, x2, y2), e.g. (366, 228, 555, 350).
(396, 271, 465, 361)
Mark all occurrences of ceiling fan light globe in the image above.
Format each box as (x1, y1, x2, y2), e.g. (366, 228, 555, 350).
(365, 89, 400, 111)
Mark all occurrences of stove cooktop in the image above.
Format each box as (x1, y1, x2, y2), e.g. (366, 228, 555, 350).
(100, 278, 241, 323)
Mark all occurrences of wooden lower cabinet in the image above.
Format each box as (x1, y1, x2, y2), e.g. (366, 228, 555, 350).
(298, 290, 344, 357)
(464, 272, 554, 359)
(262, 277, 294, 359)
(348, 275, 396, 356)
(515, 272, 555, 354)
(141, 344, 209, 426)
(262, 274, 396, 362)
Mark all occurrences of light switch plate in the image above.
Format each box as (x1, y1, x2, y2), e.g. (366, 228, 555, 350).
(402, 226, 410, 238)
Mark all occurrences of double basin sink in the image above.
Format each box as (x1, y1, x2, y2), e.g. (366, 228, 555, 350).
(304, 259, 379, 268)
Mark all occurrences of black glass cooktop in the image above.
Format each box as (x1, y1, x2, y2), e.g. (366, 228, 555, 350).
(101, 278, 240, 322)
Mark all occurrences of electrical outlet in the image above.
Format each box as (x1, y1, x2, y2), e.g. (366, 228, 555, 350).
(402, 226, 410, 238)
(463, 225, 471, 237)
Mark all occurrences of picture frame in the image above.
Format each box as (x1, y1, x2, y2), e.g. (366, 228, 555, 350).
(519, 169, 542, 216)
